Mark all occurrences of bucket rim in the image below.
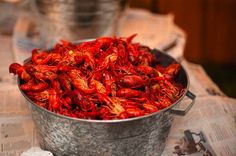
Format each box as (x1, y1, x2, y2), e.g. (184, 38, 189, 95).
(18, 39, 190, 124)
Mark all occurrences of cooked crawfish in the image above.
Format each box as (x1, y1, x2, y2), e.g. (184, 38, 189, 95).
(9, 35, 184, 120)
(26, 65, 58, 81)
(9, 63, 31, 81)
(118, 75, 147, 88)
(20, 79, 49, 92)
(116, 88, 142, 98)
(68, 69, 95, 94)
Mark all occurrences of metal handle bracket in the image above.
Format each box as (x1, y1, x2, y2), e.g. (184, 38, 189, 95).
(170, 90, 196, 116)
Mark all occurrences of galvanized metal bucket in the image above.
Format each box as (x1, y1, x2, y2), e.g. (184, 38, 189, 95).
(19, 49, 196, 156)
(33, 0, 128, 45)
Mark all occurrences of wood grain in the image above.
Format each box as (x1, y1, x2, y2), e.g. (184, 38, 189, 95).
(129, 0, 236, 64)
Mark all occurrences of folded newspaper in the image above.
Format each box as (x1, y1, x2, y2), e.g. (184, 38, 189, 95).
(162, 96, 236, 156)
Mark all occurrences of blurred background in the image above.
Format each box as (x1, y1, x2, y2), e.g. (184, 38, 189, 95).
(0, 0, 235, 97)
(129, 0, 236, 98)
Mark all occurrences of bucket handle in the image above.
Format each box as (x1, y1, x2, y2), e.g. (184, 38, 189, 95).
(170, 90, 196, 116)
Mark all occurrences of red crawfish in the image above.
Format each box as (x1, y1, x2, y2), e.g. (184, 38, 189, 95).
(149, 80, 171, 102)
(126, 34, 137, 44)
(75, 50, 95, 69)
(27, 90, 50, 102)
(136, 65, 159, 76)
(112, 97, 140, 108)
(98, 106, 113, 120)
(122, 34, 140, 64)
(158, 80, 183, 102)
(59, 50, 79, 66)
(76, 40, 101, 56)
(26, 65, 58, 81)
(59, 97, 72, 109)
(96, 53, 118, 71)
(90, 79, 107, 94)
(50, 53, 63, 65)
(118, 75, 147, 88)
(124, 108, 145, 118)
(31, 49, 62, 65)
(66, 90, 96, 112)
(109, 97, 144, 119)
(31, 49, 50, 65)
(116, 40, 129, 64)
(113, 63, 137, 76)
(88, 70, 103, 82)
(129, 96, 147, 103)
(116, 88, 142, 98)
(58, 73, 72, 91)
(138, 45, 151, 53)
(154, 96, 172, 109)
(102, 71, 117, 96)
(9, 63, 31, 81)
(149, 83, 161, 100)
(127, 43, 140, 64)
(139, 51, 154, 66)
(142, 103, 158, 113)
(68, 69, 95, 94)
(97, 93, 125, 118)
(20, 79, 49, 92)
(153, 63, 180, 80)
(28, 89, 60, 111)
(48, 89, 60, 111)
(95, 37, 114, 51)
(78, 97, 96, 112)
(51, 79, 61, 92)
(109, 97, 145, 119)
(59, 40, 76, 50)
(164, 63, 180, 78)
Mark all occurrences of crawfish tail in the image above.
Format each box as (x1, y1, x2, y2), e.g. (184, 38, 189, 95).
(116, 88, 141, 98)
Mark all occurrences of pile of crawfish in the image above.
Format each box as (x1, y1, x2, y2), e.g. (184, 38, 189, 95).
(9, 35, 184, 120)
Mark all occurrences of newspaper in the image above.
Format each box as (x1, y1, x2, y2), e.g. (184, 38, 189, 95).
(181, 60, 225, 97)
(119, 9, 186, 60)
(163, 96, 236, 156)
(119, 9, 175, 49)
(0, 35, 39, 156)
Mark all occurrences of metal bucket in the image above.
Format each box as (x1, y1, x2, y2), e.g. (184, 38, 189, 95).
(33, 0, 127, 45)
(19, 48, 196, 156)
